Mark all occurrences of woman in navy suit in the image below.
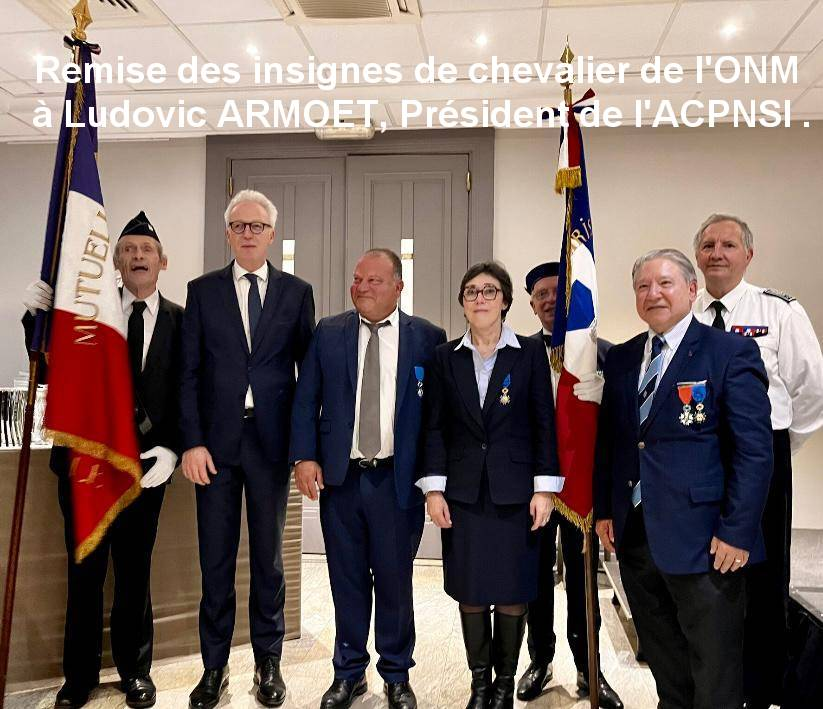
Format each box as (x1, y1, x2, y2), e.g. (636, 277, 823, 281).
(419, 262, 560, 709)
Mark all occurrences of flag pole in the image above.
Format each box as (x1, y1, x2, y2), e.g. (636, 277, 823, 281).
(558, 38, 600, 709)
(0, 3, 93, 705)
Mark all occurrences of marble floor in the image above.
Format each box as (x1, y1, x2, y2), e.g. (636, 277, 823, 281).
(7, 556, 658, 709)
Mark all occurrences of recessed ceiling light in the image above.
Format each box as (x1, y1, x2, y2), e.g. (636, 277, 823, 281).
(475, 34, 488, 47)
(720, 23, 739, 38)
(246, 44, 259, 56)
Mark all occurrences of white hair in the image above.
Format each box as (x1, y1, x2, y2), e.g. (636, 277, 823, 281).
(632, 248, 697, 285)
(224, 189, 278, 229)
(693, 213, 753, 252)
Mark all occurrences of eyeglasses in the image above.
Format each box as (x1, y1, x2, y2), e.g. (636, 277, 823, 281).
(532, 288, 556, 303)
(229, 221, 271, 235)
(462, 284, 502, 302)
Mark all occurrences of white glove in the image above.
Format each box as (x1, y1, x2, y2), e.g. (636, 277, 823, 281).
(573, 371, 605, 404)
(23, 280, 54, 315)
(140, 446, 178, 488)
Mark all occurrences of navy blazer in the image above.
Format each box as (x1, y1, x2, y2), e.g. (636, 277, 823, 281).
(423, 333, 559, 506)
(180, 261, 315, 468)
(530, 331, 612, 371)
(289, 309, 446, 510)
(594, 317, 773, 575)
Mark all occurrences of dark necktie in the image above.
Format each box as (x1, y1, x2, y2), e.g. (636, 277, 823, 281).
(245, 273, 262, 341)
(358, 320, 390, 460)
(128, 300, 147, 382)
(542, 333, 552, 349)
(710, 300, 725, 330)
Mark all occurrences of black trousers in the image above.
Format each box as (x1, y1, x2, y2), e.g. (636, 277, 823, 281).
(619, 507, 745, 709)
(58, 474, 166, 686)
(195, 418, 290, 670)
(526, 509, 600, 673)
(744, 428, 792, 706)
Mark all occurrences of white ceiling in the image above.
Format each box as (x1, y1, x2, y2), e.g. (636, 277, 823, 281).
(0, 0, 821, 141)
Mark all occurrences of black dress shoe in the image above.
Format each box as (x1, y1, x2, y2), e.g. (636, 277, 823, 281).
(254, 656, 286, 707)
(121, 676, 157, 708)
(577, 671, 624, 709)
(320, 675, 367, 709)
(384, 681, 417, 709)
(515, 662, 552, 701)
(54, 681, 95, 708)
(189, 666, 229, 709)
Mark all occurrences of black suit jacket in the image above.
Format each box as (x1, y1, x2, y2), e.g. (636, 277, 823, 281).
(530, 330, 612, 371)
(422, 333, 559, 505)
(23, 292, 184, 477)
(180, 261, 315, 468)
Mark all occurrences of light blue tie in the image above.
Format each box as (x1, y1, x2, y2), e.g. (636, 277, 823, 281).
(634, 335, 665, 507)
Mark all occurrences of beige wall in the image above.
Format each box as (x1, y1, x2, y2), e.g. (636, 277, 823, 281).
(494, 124, 823, 529)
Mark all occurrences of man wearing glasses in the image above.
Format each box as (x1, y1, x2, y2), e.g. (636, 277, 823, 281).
(180, 189, 315, 709)
(516, 262, 622, 708)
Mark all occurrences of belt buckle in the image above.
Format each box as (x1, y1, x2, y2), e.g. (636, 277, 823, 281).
(358, 458, 376, 469)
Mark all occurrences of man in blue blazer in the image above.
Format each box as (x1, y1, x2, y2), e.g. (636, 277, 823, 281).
(290, 249, 446, 709)
(180, 190, 315, 709)
(594, 248, 772, 709)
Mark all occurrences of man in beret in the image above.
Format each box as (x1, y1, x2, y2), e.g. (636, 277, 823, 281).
(23, 212, 184, 709)
(515, 262, 623, 709)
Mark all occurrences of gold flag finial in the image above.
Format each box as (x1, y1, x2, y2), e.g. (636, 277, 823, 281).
(560, 38, 574, 106)
(71, 0, 93, 42)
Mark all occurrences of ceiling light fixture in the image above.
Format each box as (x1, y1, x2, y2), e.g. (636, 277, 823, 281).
(475, 34, 488, 47)
(720, 23, 739, 38)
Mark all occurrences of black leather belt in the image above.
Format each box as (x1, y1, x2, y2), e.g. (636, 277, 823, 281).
(351, 456, 394, 469)
(244, 408, 255, 419)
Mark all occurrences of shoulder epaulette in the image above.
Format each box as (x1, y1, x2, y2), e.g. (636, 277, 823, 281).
(762, 288, 796, 303)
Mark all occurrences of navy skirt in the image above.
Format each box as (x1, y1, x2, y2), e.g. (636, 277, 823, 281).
(441, 474, 539, 606)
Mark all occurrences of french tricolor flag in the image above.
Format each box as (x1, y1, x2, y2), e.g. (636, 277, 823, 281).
(549, 101, 600, 532)
(32, 43, 141, 562)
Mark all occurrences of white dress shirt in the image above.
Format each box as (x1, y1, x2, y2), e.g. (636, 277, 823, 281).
(122, 287, 159, 371)
(694, 279, 823, 451)
(542, 327, 561, 398)
(638, 312, 694, 388)
(232, 260, 270, 408)
(350, 307, 400, 460)
(418, 323, 562, 495)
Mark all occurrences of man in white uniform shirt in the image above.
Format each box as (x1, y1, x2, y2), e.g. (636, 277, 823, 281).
(692, 213, 823, 709)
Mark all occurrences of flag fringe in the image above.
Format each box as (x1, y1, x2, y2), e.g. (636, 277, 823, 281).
(552, 493, 592, 534)
(44, 428, 142, 562)
(550, 344, 564, 373)
(554, 167, 581, 194)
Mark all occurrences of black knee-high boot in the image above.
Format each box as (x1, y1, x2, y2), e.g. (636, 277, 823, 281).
(460, 609, 493, 709)
(489, 610, 526, 709)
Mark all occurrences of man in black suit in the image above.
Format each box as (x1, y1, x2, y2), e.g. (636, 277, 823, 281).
(516, 262, 622, 709)
(180, 189, 315, 709)
(23, 211, 183, 709)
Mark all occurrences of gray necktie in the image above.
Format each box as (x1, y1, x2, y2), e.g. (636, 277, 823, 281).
(358, 320, 390, 460)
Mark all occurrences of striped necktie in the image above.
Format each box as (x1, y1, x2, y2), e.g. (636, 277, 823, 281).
(633, 335, 665, 507)
(638, 335, 665, 425)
